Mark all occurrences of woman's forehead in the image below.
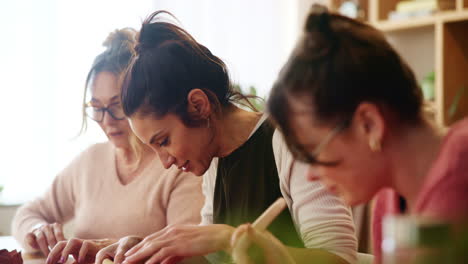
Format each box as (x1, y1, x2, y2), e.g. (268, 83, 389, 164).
(91, 72, 119, 98)
(287, 97, 327, 143)
(286, 91, 313, 111)
(129, 113, 179, 141)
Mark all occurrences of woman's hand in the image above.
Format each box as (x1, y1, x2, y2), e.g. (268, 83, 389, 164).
(230, 224, 296, 264)
(122, 224, 235, 264)
(95, 236, 142, 264)
(25, 223, 65, 256)
(46, 238, 112, 264)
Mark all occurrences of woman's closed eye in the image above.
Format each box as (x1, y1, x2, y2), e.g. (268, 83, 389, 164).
(93, 107, 105, 112)
(109, 102, 122, 107)
(159, 137, 169, 147)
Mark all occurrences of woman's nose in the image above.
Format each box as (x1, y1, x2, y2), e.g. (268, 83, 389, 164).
(102, 111, 116, 126)
(158, 150, 175, 169)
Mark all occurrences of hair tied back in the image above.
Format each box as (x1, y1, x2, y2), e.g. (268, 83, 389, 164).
(134, 43, 145, 55)
(101, 28, 137, 57)
(305, 4, 332, 34)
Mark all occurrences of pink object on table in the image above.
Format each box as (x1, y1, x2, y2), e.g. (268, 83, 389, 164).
(0, 249, 23, 264)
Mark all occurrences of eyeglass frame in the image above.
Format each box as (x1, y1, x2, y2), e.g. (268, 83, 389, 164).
(84, 102, 126, 122)
(312, 119, 350, 157)
(291, 118, 351, 165)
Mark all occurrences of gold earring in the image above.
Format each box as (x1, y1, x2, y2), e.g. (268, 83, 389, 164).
(369, 139, 381, 152)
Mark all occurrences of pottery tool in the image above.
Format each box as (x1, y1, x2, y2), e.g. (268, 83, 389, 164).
(231, 198, 288, 264)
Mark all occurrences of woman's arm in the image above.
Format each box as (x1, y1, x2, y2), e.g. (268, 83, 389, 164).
(11, 144, 98, 253)
(273, 131, 357, 264)
(165, 169, 205, 226)
(12, 160, 78, 252)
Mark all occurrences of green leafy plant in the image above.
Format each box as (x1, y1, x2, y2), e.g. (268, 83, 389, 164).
(232, 84, 265, 111)
(448, 85, 467, 121)
(420, 70, 467, 122)
(421, 71, 435, 101)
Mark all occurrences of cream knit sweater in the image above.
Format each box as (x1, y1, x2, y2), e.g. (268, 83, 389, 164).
(12, 142, 204, 250)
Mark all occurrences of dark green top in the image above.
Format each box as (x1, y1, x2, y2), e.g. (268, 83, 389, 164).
(213, 119, 304, 255)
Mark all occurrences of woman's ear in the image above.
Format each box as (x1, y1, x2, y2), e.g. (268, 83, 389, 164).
(353, 102, 385, 151)
(187, 88, 212, 119)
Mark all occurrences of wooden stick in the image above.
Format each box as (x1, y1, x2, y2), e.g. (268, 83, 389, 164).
(252, 198, 287, 230)
(102, 259, 114, 264)
(232, 198, 288, 264)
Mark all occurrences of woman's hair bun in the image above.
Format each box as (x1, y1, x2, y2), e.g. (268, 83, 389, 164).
(305, 4, 331, 33)
(102, 28, 137, 53)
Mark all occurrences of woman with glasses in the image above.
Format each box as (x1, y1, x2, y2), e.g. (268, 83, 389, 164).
(95, 11, 357, 264)
(231, 5, 468, 264)
(12, 28, 204, 264)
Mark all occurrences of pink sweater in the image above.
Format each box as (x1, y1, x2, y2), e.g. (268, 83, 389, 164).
(12, 142, 204, 250)
(372, 118, 468, 263)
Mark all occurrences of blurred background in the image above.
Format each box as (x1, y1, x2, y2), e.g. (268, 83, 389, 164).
(1, 0, 467, 239)
(0, 0, 307, 205)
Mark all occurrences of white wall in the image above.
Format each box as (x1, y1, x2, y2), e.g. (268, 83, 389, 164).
(0, 0, 307, 235)
(152, 0, 302, 98)
(0, 205, 19, 236)
(0, 0, 153, 204)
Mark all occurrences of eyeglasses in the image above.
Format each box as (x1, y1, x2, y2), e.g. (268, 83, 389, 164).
(290, 119, 350, 166)
(85, 102, 126, 122)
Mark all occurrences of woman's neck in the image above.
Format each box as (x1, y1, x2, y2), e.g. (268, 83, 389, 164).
(114, 143, 154, 184)
(115, 146, 135, 164)
(389, 121, 446, 211)
(214, 105, 262, 158)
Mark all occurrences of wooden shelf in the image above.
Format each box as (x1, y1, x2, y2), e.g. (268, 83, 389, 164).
(373, 14, 437, 31)
(438, 19, 468, 124)
(314, 0, 468, 125)
(373, 10, 468, 32)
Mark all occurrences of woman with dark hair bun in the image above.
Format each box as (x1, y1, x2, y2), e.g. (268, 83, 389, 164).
(232, 4, 468, 264)
(11, 28, 204, 264)
(98, 10, 357, 264)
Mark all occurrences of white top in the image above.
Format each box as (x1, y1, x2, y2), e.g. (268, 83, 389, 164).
(200, 115, 357, 263)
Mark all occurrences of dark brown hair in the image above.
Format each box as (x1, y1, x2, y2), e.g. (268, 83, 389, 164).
(80, 28, 137, 133)
(121, 11, 256, 126)
(268, 5, 423, 160)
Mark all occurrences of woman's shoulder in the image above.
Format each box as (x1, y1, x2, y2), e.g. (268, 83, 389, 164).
(271, 126, 292, 166)
(439, 118, 468, 164)
(67, 141, 114, 167)
(445, 118, 468, 144)
(82, 141, 113, 155)
(442, 118, 468, 173)
(414, 119, 468, 215)
(243, 113, 286, 155)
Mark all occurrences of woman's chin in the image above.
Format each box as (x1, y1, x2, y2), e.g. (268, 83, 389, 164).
(192, 167, 205, 176)
(109, 138, 129, 149)
(191, 163, 210, 176)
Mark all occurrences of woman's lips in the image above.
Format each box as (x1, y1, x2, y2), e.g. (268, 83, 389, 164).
(180, 161, 190, 172)
(109, 131, 124, 137)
